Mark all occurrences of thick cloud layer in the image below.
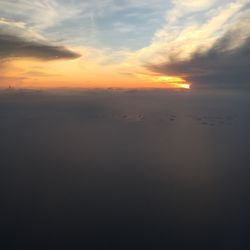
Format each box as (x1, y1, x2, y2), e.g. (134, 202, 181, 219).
(148, 32, 250, 88)
(0, 34, 80, 60)
(0, 89, 250, 249)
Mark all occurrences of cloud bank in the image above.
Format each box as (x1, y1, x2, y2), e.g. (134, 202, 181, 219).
(148, 31, 250, 87)
(138, 0, 250, 87)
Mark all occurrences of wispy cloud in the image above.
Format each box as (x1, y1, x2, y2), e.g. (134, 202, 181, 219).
(0, 1, 83, 73)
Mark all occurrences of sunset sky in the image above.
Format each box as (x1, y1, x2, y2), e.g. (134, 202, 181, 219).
(0, 0, 249, 89)
(2, 2, 250, 248)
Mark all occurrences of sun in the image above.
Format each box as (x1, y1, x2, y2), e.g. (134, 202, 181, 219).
(134, 73, 191, 89)
(178, 83, 191, 89)
(154, 76, 191, 89)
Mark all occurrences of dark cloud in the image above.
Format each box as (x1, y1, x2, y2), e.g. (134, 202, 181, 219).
(0, 34, 81, 60)
(148, 32, 250, 88)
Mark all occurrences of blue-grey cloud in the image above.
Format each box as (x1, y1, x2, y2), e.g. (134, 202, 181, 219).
(0, 34, 81, 61)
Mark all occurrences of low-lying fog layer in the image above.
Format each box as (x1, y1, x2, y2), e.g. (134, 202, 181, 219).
(1, 89, 250, 249)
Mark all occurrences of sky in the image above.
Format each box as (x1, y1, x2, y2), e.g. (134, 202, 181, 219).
(0, 0, 249, 89)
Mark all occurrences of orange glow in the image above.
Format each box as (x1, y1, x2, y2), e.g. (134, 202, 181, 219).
(1, 56, 192, 90)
